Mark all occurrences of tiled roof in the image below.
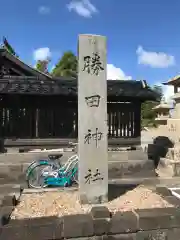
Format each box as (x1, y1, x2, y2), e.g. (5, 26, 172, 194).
(0, 76, 157, 101)
(163, 75, 180, 85)
(0, 48, 52, 79)
(153, 103, 172, 110)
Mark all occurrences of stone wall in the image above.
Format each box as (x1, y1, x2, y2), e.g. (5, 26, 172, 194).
(0, 150, 155, 184)
(0, 185, 22, 227)
(0, 160, 155, 185)
(1, 186, 180, 239)
(142, 124, 179, 146)
(0, 150, 148, 164)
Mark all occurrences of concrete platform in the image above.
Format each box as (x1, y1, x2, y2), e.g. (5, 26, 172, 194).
(0, 149, 149, 163)
(0, 159, 155, 184)
(0, 149, 153, 184)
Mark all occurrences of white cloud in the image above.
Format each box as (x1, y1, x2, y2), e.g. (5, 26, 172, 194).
(38, 6, 51, 15)
(67, 0, 98, 18)
(155, 82, 174, 103)
(136, 45, 175, 68)
(33, 48, 51, 61)
(107, 64, 132, 80)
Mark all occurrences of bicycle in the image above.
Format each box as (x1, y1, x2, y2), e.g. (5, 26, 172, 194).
(26, 142, 77, 179)
(26, 153, 79, 189)
(25, 153, 63, 180)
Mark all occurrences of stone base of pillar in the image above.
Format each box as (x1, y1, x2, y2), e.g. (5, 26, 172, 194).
(79, 192, 108, 204)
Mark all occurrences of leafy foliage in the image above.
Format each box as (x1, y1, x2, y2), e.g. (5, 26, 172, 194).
(35, 60, 49, 73)
(51, 51, 77, 78)
(152, 85, 163, 102)
(141, 84, 163, 128)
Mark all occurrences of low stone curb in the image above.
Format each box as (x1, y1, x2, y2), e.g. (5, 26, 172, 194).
(1, 205, 180, 239)
(0, 185, 23, 227)
(0, 189, 23, 208)
(155, 185, 180, 207)
(0, 194, 17, 208)
(0, 206, 14, 226)
(22, 186, 78, 194)
(155, 185, 173, 196)
(1, 186, 180, 239)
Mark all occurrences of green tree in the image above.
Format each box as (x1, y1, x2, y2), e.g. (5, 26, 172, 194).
(36, 60, 49, 73)
(152, 84, 163, 101)
(51, 51, 77, 78)
(141, 84, 163, 128)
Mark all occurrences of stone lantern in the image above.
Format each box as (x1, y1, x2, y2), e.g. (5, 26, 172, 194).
(153, 97, 171, 126)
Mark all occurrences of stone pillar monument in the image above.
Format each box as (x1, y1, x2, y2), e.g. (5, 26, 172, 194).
(78, 34, 108, 204)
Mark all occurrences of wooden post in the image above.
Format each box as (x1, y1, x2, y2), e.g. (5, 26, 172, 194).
(78, 34, 108, 204)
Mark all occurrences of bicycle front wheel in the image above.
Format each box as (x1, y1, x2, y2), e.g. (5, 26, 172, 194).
(27, 164, 52, 189)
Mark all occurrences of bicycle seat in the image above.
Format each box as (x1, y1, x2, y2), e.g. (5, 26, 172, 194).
(48, 153, 63, 160)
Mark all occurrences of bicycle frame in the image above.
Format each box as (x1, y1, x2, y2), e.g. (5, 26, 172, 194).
(26, 154, 78, 178)
(44, 166, 78, 187)
(27, 154, 79, 188)
(58, 155, 78, 174)
(26, 140, 78, 176)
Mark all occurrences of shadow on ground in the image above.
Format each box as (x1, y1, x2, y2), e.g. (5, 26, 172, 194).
(108, 183, 138, 201)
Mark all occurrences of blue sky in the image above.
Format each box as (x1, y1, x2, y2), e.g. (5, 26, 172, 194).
(0, 0, 179, 98)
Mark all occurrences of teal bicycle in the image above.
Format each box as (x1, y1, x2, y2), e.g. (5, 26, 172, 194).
(26, 154, 78, 189)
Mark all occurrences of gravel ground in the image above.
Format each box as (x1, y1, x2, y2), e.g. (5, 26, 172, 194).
(11, 185, 174, 219)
